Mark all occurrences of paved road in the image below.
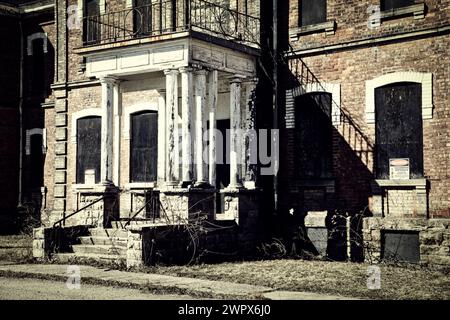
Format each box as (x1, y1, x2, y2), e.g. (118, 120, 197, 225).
(0, 276, 194, 300)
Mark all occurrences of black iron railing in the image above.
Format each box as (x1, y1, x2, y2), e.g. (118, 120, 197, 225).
(122, 190, 162, 229)
(83, 0, 260, 46)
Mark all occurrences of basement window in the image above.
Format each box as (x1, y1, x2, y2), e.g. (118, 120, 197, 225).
(381, 230, 420, 263)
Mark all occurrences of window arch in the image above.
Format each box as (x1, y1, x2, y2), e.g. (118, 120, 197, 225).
(72, 108, 102, 184)
(366, 72, 433, 123)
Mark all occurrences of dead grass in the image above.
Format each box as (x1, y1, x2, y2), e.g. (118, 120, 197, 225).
(146, 259, 450, 300)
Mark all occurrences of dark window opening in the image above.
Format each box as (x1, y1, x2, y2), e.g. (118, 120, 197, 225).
(134, 0, 153, 36)
(130, 111, 158, 182)
(295, 93, 333, 179)
(299, 0, 327, 27)
(29, 134, 44, 188)
(216, 119, 230, 213)
(381, 0, 415, 11)
(31, 39, 45, 95)
(382, 230, 420, 263)
(84, 0, 101, 43)
(375, 82, 423, 179)
(76, 116, 101, 184)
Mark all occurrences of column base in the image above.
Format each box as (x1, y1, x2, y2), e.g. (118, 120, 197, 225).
(193, 181, 213, 189)
(166, 180, 179, 187)
(180, 180, 193, 188)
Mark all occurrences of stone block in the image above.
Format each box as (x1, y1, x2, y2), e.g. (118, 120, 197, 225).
(55, 156, 67, 169)
(55, 127, 67, 141)
(54, 185, 66, 198)
(55, 113, 67, 127)
(55, 170, 66, 184)
(420, 230, 444, 245)
(54, 199, 66, 211)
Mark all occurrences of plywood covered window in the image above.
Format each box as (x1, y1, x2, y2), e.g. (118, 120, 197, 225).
(295, 92, 333, 179)
(381, 0, 414, 11)
(299, 0, 327, 26)
(375, 82, 423, 179)
(130, 111, 158, 182)
(76, 116, 101, 184)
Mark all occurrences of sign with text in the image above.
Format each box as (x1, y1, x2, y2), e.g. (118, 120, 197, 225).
(389, 158, 410, 180)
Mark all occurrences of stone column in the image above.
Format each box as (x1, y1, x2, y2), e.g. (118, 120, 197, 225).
(113, 79, 121, 186)
(243, 78, 257, 189)
(164, 69, 180, 186)
(180, 67, 194, 185)
(194, 69, 208, 186)
(100, 76, 117, 184)
(229, 76, 243, 189)
(208, 70, 218, 187)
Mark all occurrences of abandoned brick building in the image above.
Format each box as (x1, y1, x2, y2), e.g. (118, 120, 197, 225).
(0, 0, 449, 268)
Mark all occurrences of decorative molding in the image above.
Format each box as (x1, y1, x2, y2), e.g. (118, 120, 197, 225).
(123, 102, 159, 140)
(27, 32, 48, 56)
(370, 3, 426, 27)
(365, 72, 433, 123)
(289, 20, 337, 41)
(71, 108, 102, 143)
(288, 82, 341, 126)
(25, 128, 46, 155)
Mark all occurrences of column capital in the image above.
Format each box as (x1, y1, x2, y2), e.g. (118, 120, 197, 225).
(99, 76, 119, 84)
(244, 77, 259, 85)
(229, 74, 247, 84)
(194, 68, 209, 76)
(164, 69, 179, 76)
(179, 66, 194, 74)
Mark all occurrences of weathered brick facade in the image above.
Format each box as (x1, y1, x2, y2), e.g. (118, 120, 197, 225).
(280, 0, 450, 266)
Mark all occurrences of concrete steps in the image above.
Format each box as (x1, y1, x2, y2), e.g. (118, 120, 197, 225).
(52, 226, 128, 264)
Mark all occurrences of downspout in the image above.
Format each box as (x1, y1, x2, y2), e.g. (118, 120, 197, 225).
(18, 19, 24, 206)
(272, 0, 278, 211)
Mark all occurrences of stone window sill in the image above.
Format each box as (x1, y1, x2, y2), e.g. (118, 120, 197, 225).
(125, 182, 156, 190)
(374, 179, 427, 192)
(370, 3, 426, 27)
(289, 20, 337, 41)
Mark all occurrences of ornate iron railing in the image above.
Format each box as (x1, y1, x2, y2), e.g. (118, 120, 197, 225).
(83, 0, 260, 46)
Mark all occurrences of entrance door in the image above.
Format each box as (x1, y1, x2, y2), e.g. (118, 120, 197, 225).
(216, 119, 230, 213)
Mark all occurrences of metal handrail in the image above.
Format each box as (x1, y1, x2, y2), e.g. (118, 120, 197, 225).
(52, 195, 114, 228)
(122, 190, 161, 229)
(82, 0, 260, 46)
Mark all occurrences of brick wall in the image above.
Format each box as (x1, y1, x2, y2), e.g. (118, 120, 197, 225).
(281, 0, 450, 218)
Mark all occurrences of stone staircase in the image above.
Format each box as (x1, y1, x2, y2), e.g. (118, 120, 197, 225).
(54, 226, 128, 264)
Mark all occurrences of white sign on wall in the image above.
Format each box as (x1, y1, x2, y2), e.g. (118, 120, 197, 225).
(389, 158, 410, 180)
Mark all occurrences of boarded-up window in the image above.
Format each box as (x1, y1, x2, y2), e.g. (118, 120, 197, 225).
(300, 0, 327, 26)
(130, 111, 158, 182)
(381, 0, 414, 11)
(295, 93, 333, 179)
(76, 116, 101, 184)
(382, 230, 420, 263)
(375, 82, 423, 179)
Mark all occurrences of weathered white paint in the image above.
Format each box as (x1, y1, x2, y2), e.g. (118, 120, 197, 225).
(157, 91, 166, 185)
(228, 76, 244, 189)
(180, 67, 194, 183)
(208, 70, 218, 186)
(113, 80, 121, 186)
(100, 76, 117, 184)
(194, 69, 208, 185)
(164, 69, 180, 185)
(243, 79, 257, 189)
(366, 72, 433, 123)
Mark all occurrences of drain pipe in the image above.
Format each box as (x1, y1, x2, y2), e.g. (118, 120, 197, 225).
(18, 19, 24, 206)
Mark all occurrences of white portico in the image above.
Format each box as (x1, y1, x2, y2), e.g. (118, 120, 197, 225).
(72, 36, 259, 224)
